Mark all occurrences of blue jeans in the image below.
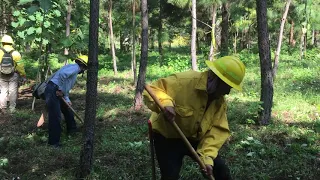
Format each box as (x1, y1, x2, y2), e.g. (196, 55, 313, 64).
(44, 81, 77, 145)
(153, 132, 232, 180)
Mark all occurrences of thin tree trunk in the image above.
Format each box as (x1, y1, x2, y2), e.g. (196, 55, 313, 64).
(256, 0, 274, 125)
(234, 29, 238, 54)
(272, 0, 291, 78)
(191, 0, 197, 71)
(132, 0, 137, 85)
(315, 30, 318, 47)
(78, 0, 99, 178)
(120, 31, 125, 52)
(303, 0, 307, 55)
(289, 19, 295, 46)
(220, 2, 229, 56)
(64, 0, 72, 56)
(209, 4, 217, 61)
(300, 28, 306, 60)
(108, 0, 117, 75)
(134, 0, 148, 110)
(158, 0, 164, 66)
(311, 28, 315, 47)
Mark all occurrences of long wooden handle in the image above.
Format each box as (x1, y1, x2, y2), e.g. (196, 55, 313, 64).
(148, 120, 156, 180)
(144, 85, 214, 180)
(61, 97, 84, 123)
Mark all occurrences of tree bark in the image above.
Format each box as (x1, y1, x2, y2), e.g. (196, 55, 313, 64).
(108, 0, 117, 75)
(132, 0, 137, 85)
(64, 0, 72, 56)
(120, 31, 125, 52)
(134, 0, 148, 110)
(191, 0, 197, 71)
(256, 0, 274, 125)
(158, 0, 164, 66)
(221, 2, 229, 56)
(209, 4, 217, 61)
(300, 28, 306, 60)
(78, 0, 99, 178)
(315, 30, 318, 47)
(233, 29, 238, 54)
(272, 0, 291, 78)
(289, 19, 295, 46)
(311, 28, 315, 47)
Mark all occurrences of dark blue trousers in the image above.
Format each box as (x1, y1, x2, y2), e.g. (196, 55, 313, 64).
(153, 132, 232, 180)
(44, 81, 77, 145)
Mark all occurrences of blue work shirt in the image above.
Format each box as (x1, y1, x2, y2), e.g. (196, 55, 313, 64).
(50, 64, 81, 102)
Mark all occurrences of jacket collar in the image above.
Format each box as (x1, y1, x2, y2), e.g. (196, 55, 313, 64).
(195, 71, 208, 91)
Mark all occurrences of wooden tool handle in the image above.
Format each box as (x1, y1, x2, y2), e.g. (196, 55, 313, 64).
(61, 97, 84, 123)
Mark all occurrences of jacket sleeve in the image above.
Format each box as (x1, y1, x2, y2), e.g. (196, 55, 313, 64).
(143, 75, 178, 113)
(12, 51, 26, 77)
(196, 103, 230, 166)
(59, 66, 78, 96)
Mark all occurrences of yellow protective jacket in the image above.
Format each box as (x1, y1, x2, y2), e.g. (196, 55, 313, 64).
(143, 70, 230, 166)
(0, 45, 26, 77)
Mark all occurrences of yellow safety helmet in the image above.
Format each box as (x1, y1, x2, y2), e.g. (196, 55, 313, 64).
(75, 55, 88, 67)
(205, 56, 246, 91)
(1, 35, 14, 44)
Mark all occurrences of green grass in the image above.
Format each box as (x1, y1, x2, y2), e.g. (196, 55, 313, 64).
(0, 47, 319, 179)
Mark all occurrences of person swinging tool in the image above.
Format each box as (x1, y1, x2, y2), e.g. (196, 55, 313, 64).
(44, 55, 88, 148)
(143, 56, 246, 180)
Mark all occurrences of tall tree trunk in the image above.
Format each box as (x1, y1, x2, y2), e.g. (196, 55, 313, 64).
(134, 0, 148, 110)
(108, 0, 117, 75)
(315, 30, 318, 47)
(300, 28, 306, 60)
(120, 31, 125, 52)
(303, 0, 307, 55)
(191, 0, 197, 70)
(78, 0, 99, 178)
(158, 0, 164, 66)
(132, 0, 137, 85)
(272, 0, 291, 78)
(311, 28, 315, 47)
(64, 0, 72, 56)
(220, 2, 229, 56)
(233, 29, 238, 53)
(256, 0, 274, 125)
(209, 4, 217, 61)
(289, 19, 295, 46)
(150, 29, 155, 50)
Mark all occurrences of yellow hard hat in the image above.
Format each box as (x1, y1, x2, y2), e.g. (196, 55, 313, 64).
(205, 56, 246, 91)
(76, 55, 88, 66)
(1, 35, 14, 44)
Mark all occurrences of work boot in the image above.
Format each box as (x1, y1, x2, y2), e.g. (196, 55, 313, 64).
(67, 128, 81, 136)
(9, 108, 15, 114)
(48, 143, 62, 149)
(0, 108, 7, 115)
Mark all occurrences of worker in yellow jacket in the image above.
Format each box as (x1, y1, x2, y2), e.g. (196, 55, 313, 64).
(0, 35, 26, 114)
(143, 56, 245, 180)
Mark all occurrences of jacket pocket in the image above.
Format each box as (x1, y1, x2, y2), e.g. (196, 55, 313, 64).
(175, 106, 195, 136)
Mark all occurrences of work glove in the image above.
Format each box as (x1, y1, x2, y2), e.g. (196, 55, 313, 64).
(56, 90, 64, 97)
(19, 77, 27, 86)
(201, 164, 213, 179)
(163, 106, 176, 123)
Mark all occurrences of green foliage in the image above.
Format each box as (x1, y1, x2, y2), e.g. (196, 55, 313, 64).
(12, 1, 63, 47)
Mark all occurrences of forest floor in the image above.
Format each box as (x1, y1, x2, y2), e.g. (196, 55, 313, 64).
(0, 50, 320, 179)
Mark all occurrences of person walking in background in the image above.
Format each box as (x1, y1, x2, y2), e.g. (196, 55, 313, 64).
(0, 34, 26, 114)
(44, 55, 88, 148)
(143, 56, 246, 180)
